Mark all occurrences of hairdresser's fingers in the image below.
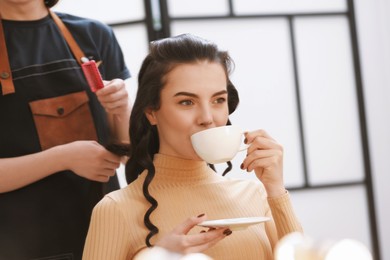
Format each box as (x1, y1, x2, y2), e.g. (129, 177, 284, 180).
(95, 175, 111, 183)
(97, 79, 126, 95)
(97, 79, 127, 101)
(96, 79, 130, 116)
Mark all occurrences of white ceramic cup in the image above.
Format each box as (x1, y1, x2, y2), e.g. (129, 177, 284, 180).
(190, 125, 247, 164)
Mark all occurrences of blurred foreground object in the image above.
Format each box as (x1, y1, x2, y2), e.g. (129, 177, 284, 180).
(275, 232, 372, 260)
(134, 246, 213, 260)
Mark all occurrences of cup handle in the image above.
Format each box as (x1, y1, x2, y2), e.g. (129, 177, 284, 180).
(239, 131, 249, 152)
(239, 144, 249, 152)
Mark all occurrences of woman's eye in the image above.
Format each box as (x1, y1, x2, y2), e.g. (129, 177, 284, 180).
(214, 97, 226, 104)
(179, 100, 194, 106)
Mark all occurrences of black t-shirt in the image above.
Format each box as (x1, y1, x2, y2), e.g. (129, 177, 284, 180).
(0, 12, 130, 260)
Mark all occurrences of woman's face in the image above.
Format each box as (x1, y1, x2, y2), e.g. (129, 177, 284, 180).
(145, 60, 229, 161)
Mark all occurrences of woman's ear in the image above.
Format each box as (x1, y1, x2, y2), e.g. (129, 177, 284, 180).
(145, 108, 157, 125)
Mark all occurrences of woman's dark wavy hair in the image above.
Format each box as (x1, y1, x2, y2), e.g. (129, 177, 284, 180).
(44, 0, 59, 7)
(109, 34, 239, 247)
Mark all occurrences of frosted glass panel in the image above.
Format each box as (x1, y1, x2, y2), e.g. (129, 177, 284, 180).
(113, 25, 148, 77)
(294, 17, 364, 184)
(172, 19, 304, 187)
(168, 0, 229, 17)
(233, 0, 347, 15)
(113, 25, 149, 98)
(291, 186, 371, 251)
(53, 0, 144, 23)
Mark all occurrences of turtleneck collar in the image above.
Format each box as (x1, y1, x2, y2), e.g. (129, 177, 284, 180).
(151, 153, 222, 185)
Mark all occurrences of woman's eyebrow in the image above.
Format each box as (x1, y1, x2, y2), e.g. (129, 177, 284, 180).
(173, 90, 227, 98)
(213, 90, 228, 96)
(174, 92, 198, 98)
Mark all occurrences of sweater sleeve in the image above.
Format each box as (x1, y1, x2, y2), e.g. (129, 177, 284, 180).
(265, 191, 303, 250)
(82, 196, 130, 260)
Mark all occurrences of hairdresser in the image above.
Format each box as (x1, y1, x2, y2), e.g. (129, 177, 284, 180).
(0, 0, 131, 259)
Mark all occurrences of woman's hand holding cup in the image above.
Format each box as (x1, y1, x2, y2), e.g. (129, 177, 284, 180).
(190, 125, 286, 197)
(241, 129, 286, 198)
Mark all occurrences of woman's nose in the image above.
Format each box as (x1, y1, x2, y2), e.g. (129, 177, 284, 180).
(197, 105, 213, 126)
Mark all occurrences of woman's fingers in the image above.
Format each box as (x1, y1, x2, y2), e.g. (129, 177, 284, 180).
(156, 215, 232, 255)
(171, 214, 207, 235)
(242, 149, 278, 171)
(184, 228, 232, 254)
(245, 129, 275, 143)
(246, 135, 281, 154)
(241, 129, 285, 196)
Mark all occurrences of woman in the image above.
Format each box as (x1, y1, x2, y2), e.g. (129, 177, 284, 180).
(0, 0, 130, 259)
(83, 34, 302, 260)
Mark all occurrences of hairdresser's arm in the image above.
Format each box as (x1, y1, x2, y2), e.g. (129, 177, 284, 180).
(96, 79, 131, 143)
(0, 141, 121, 193)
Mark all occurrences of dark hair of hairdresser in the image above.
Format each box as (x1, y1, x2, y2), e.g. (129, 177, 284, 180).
(44, 0, 59, 8)
(108, 34, 239, 247)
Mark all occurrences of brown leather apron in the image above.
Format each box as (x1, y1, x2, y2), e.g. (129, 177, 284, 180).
(0, 10, 98, 150)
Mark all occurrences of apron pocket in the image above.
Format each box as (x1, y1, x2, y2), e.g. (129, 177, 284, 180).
(29, 91, 98, 150)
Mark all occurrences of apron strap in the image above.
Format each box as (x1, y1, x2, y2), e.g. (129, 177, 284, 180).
(0, 9, 87, 95)
(0, 14, 15, 95)
(49, 10, 86, 66)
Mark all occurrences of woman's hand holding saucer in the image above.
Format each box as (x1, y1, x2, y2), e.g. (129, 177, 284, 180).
(155, 214, 231, 255)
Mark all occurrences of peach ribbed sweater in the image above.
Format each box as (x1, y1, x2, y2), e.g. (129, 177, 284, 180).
(82, 154, 302, 260)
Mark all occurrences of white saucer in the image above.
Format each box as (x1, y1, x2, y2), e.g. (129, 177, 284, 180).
(198, 217, 270, 231)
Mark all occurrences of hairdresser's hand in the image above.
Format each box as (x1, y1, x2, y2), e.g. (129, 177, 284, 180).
(156, 214, 231, 255)
(59, 141, 121, 182)
(241, 129, 286, 197)
(96, 79, 130, 116)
